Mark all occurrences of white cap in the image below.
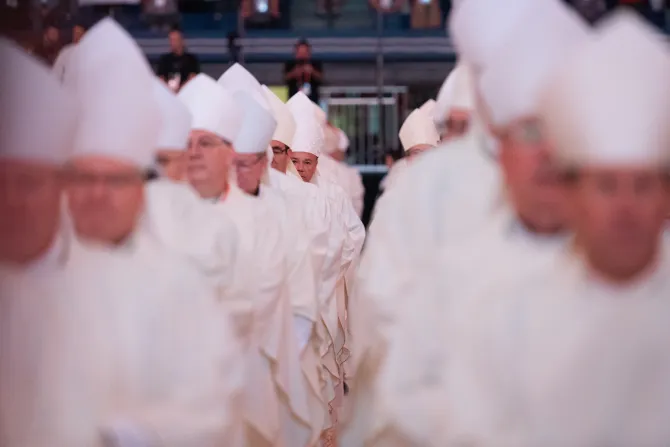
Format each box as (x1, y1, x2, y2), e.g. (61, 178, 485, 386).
(233, 90, 277, 154)
(291, 113, 324, 157)
(478, 0, 589, 128)
(153, 78, 193, 150)
(449, 0, 535, 70)
(0, 38, 77, 165)
(287, 92, 315, 117)
(217, 63, 270, 110)
(262, 85, 296, 147)
(419, 99, 437, 118)
(540, 11, 670, 167)
(337, 128, 350, 152)
(399, 108, 440, 151)
(178, 73, 242, 142)
(67, 18, 159, 169)
(433, 63, 476, 128)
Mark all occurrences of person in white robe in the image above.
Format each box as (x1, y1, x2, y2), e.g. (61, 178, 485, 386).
(0, 38, 76, 269)
(323, 124, 366, 218)
(143, 77, 244, 324)
(0, 42, 78, 444)
(377, 107, 440, 195)
(234, 89, 326, 447)
(287, 91, 366, 431)
(152, 80, 191, 182)
(343, 1, 591, 444)
(442, 13, 670, 445)
(2, 19, 244, 447)
(218, 63, 332, 444)
(177, 73, 318, 446)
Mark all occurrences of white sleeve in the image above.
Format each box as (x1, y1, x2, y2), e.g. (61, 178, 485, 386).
(293, 314, 314, 352)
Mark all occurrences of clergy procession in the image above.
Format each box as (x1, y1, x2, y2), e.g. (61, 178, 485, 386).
(2, 0, 670, 444)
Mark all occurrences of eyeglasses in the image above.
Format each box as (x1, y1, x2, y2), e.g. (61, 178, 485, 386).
(271, 145, 288, 155)
(64, 171, 146, 188)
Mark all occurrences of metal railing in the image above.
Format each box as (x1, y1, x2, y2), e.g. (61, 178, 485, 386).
(321, 85, 407, 171)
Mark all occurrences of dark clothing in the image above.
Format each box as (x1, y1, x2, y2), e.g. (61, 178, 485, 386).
(284, 60, 323, 104)
(156, 51, 201, 87)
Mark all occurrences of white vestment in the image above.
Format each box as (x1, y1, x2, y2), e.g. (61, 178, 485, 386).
(289, 166, 365, 426)
(438, 241, 670, 446)
(343, 195, 567, 445)
(0, 231, 244, 447)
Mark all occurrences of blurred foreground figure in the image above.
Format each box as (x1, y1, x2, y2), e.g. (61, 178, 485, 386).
(1, 20, 243, 446)
(0, 39, 75, 268)
(450, 12, 670, 445)
(344, 0, 590, 444)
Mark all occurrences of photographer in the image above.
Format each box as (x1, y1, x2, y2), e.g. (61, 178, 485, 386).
(284, 38, 323, 103)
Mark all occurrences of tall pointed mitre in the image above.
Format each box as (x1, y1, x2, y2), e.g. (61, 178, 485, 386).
(539, 11, 670, 167)
(152, 78, 193, 150)
(449, 0, 535, 70)
(217, 62, 270, 110)
(0, 38, 77, 165)
(262, 85, 297, 148)
(399, 108, 440, 151)
(286, 92, 326, 157)
(433, 62, 475, 128)
(233, 90, 277, 154)
(178, 74, 242, 143)
(290, 104, 324, 157)
(65, 18, 159, 168)
(477, 0, 589, 128)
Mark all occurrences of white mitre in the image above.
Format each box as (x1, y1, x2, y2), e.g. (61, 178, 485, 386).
(449, 0, 535, 70)
(0, 38, 77, 165)
(233, 90, 277, 154)
(152, 78, 193, 150)
(399, 108, 440, 151)
(178, 74, 242, 142)
(262, 85, 297, 147)
(433, 63, 476, 129)
(217, 62, 270, 110)
(478, 0, 589, 129)
(539, 11, 670, 168)
(291, 110, 324, 157)
(66, 18, 159, 169)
